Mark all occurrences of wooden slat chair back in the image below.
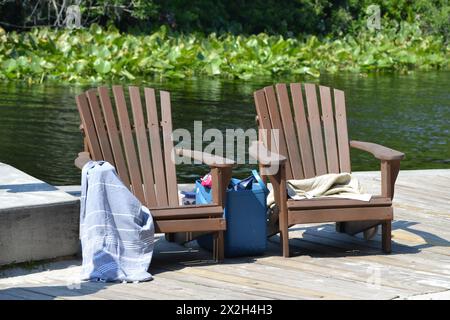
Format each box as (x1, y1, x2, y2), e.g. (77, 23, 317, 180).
(75, 85, 233, 262)
(76, 86, 178, 207)
(254, 83, 351, 180)
(251, 83, 405, 258)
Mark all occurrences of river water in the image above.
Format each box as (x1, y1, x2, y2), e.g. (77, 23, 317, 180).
(0, 71, 448, 185)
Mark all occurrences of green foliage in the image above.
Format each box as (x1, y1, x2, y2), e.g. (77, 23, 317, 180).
(0, 22, 448, 84)
(0, 1, 448, 42)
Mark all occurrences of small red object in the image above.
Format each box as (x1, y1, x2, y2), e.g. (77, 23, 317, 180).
(201, 173, 212, 187)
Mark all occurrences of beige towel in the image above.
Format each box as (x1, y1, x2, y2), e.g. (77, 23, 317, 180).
(267, 172, 371, 207)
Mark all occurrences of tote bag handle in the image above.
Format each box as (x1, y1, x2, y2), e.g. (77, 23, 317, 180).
(251, 169, 269, 195)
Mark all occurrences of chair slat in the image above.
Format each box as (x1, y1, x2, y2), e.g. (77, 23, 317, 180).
(160, 91, 179, 207)
(85, 90, 114, 164)
(129, 86, 158, 207)
(254, 89, 273, 150)
(263, 86, 293, 179)
(75, 93, 103, 161)
(319, 85, 339, 173)
(97, 86, 131, 187)
(145, 88, 169, 206)
(290, 83, 315, 178)
(334, 89, 351, 173)
(304, 83, 327, 175)
(112, 85, 145, 203)
(275, 84, 304, 179)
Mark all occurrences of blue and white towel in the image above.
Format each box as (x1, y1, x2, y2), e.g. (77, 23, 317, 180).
(80, 161, 154, 282)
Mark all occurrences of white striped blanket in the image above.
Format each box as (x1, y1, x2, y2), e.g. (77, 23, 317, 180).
(80, 161, 154, 282)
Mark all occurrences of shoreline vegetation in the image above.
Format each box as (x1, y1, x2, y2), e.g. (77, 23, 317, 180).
(0, 22, 448, 84)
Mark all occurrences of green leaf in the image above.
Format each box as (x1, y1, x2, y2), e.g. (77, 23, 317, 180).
(93, 59, 111, 74)
(2, 58, 17, 72)
(120, 69, 136, 80)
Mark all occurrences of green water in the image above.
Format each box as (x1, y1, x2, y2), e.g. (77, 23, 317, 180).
(0, 72, 449, 186)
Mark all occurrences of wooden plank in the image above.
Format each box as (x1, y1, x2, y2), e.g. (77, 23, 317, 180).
(319, 85, 339, 173)
(145, 88, 168, 206)
(206, 259, 406, 299)
(263, 85, 293, 179)
(3, 170, 450, 300)
(85, 89, 114, 164)
(151, 267, 277, 300)
(11, 285, 105, 300)
(97, 86, 131, 187)
(258, 253, 446, 295)
(75, 93, 103, 161)
(132, 270, 268, 300)
(154, 218, 226, 233)
(334, 89, 351, 173)
(304, 83, 327, 175)
(0, 292, 26, 300)
(0, 287, 53, 300)
(77, 281, 178, 300)
(275, 83, 304, 179)
(381, 159, 400, 199)
(288, 206, 393, 225)
(287, 196, 391, 210)
(129, 86, 157, 207)
(160, 91, 179, 207)
(284, 225, 450, 277)
(290, 83, 315, 178)
(254, 90, 274, 181)
(162, 263, 350, 299)
(254, 89, 273, 150)
(150, 204, 223, 220)
(112, 85, 145, 203)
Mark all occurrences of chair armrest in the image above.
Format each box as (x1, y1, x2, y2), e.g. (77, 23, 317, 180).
(174, 148, 234, 168)
(249, 140, 287, 166)
(74, 152, 92, 169)
(350, 140, 405, 161)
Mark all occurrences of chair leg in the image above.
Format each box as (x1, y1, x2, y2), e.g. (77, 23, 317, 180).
(213, 231, 224, 262)
(382, 220, 392, 253)
(279, 207, 290, 258)
(335, 222, 345, 233)
(165, 233, 175, 242)
(280, 227, 290, 258)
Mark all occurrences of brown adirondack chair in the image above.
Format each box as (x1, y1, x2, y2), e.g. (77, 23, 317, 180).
(74, 85, 234, 262)
(249, 83, 405, 257)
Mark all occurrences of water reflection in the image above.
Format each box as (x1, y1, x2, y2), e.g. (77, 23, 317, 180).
(0, 71, 448, 186)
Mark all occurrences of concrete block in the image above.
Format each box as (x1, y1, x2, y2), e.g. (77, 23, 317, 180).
(0, 163, 80, 266)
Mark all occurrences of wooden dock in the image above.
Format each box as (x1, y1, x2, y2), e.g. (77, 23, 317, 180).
(0, 169, 449, 300)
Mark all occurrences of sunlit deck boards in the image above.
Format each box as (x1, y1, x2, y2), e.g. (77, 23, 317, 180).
(0, 169, 449, 300)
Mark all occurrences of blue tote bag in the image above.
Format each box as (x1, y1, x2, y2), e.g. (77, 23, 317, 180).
(196, 170, 269, 257)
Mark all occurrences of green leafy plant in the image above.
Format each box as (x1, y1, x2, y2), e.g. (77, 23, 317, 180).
(0, 22, 448, 84)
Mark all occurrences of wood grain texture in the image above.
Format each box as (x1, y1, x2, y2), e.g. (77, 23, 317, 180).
(160, 91, 179, 207)
(112, 85, 145, 203)
(97, 86, 131, 186)
(85, 90, 114, 164)
(319, 85, 339, 173)
(3, 170, 450, 300)
(264, 85, 292, 179)
(334, 89, 351, 173)
(275, 83, 304, 179)
(75, 93, 102, 161)
(287, 206, 393, 225)
(129, 86, 157, 206)
(253, 90, 273, 149)
(144, 87, 168, 206)
(304, 83, 327, 175)
(290, 83, 315, 178)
